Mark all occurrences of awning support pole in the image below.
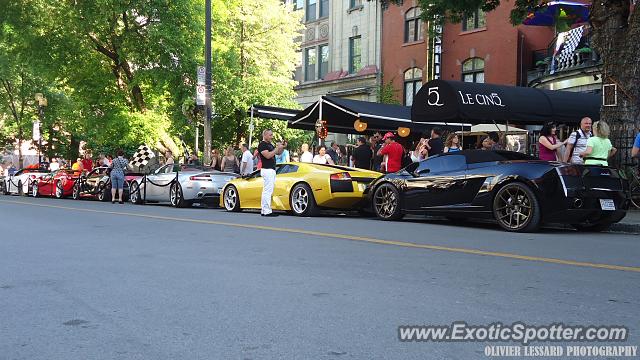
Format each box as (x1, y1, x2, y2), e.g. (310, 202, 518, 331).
(318, 97, 323, 146)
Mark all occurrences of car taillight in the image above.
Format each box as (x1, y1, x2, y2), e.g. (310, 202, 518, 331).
(330, 172, 351, 181)
(557, 166, 581, 177)
(189, 175, 212, 181)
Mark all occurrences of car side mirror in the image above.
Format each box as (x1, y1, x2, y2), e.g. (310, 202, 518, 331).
(414, 168, 430, 177)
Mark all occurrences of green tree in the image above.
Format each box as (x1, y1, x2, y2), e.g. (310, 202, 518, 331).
(211, 0, 306, 149)
(1, 0, 205, 159)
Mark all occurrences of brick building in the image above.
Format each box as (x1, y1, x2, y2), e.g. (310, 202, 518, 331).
(380, 1, 428, 106)
(440, 3, 555, 86)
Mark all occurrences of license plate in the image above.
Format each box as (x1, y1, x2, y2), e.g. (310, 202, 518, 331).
(599, 199, 615, 211)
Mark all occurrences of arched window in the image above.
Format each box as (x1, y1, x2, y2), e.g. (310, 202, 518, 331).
(404, 7, 423, 43)
(404, 67, 423, 106)
(462, 58, 484, 83)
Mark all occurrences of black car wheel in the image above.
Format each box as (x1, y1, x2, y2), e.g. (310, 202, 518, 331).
(97, 182, 110, 202)
(129, 181, 142, 204)
(373, 183, 403, 221)
(55, 182, 65, 199)
(290, 183, 318, 217)
(72, 182, 81, 200)
(170, 183, 189, 208)
(32, 182, 39, 197)
(493, 182, 541, 232)
(223, 185, 241, 212)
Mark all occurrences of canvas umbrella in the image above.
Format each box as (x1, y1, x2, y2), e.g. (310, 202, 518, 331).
(523, 1, 590, 27)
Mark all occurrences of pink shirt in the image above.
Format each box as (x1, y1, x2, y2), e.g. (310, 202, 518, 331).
(538, 136, 557, 161)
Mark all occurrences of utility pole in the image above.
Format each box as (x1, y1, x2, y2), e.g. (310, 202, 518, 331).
(203, 0, 212, 165)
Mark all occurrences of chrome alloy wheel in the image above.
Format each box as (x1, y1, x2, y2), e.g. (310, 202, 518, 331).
(291, 186, 309, 214)
(374, 185, 398, 219)
(494, 186, 532, 230)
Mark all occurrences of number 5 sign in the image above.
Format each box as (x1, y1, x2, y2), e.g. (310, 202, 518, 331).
(427, 87, 444, 107)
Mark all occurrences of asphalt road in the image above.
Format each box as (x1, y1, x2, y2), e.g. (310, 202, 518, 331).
(0, 196, 638, 360)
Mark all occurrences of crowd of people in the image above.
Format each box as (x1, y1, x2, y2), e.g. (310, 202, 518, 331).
(536, 117, 619, 166)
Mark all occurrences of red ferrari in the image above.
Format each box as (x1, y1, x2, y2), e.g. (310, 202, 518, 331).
(31, 169, 80, 198)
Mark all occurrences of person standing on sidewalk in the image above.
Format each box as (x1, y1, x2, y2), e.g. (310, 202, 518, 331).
(110, 149, 129, 204)
(564, 117, 592, 164)
(240, 143, 254, 176)
(258, 129, 283, 217)
(377, 132, 404, 173)
(580, 121, 617, 166)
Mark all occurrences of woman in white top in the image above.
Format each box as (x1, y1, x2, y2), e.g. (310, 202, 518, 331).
(312, 145, 335, 165)
(299, 143, 313, 163)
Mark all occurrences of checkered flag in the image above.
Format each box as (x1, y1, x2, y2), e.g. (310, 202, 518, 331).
(130, 144, 156, 169)
(551, 25, 584, 74)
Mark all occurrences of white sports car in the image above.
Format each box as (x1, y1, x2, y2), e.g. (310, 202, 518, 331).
(129, 164, 238, 207)
(3, 167, 50, 196)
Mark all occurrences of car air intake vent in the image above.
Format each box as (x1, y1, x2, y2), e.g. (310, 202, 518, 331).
(351, 177, 375, 184)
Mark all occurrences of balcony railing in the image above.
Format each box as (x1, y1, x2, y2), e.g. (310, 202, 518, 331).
(527, 26, 601, 85)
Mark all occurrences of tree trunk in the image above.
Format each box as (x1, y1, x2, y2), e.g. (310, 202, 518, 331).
(590, 0, 640, 166)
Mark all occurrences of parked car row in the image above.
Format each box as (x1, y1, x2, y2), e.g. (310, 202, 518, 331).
(2, 150, 632, 232)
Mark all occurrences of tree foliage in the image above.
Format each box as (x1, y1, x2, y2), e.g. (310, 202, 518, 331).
(0, 0, 306, 164)
(210, 0, 307, 150)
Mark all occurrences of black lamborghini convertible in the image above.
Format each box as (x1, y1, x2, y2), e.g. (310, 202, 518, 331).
(365, 150, 630, 232)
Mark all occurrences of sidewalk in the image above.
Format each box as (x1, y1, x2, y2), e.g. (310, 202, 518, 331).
(612, 209, 640, 234)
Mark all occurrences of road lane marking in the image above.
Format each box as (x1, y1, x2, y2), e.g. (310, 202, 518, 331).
(2, 198, 639, 273)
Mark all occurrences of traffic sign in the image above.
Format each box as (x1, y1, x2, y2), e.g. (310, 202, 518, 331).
(197, 66, 206, 85)
(196, 85, 206, 105)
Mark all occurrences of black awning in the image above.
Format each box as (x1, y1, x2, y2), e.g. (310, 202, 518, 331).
(248, 105, 300, 121)
(289, 96, 470, 135)
(411, 80, 601, 125)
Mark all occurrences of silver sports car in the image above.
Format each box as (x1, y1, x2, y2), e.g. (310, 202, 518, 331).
(129, 164, 238, 207)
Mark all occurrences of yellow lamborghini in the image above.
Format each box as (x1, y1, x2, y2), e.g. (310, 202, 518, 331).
(220, 163, 382, 216)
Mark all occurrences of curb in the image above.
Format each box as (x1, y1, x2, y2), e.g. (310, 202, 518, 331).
(609, 222, 640, 234)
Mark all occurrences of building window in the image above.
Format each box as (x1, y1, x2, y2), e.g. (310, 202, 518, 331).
(349, 36, 362, 74)
(349, 0, 363, 9)
(303, 44, 329, 81)
(462, 8, 486, 31)
(319, 44, 329, 79)
(294, 0, 304, 10)
(319, 0, 329, 18)
(404, 68, 423, 106)
(306, 0, 317, 22)
(404, 7, 423, 43)
(305, 48, 317, 81)
(462, 58, 485, 83)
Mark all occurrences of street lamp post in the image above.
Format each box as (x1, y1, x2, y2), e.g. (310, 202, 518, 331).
(203, 0, 213, 165)
(34, 93, 47, 165)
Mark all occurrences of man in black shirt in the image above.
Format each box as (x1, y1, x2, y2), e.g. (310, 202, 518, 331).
(352, 137, 373, 169)
(258, 129, 283, 217)
(428, 127, 444, 155)
(371, 132, 383, 171)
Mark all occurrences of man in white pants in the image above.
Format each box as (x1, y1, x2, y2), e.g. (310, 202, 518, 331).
(258, 129, 283, 217)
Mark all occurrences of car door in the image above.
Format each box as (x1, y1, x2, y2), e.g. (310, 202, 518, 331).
(272, 165, 300, 210)
(403, 155, 468, 210)
(38, 173, 53, 196)
(84, 168, 101, 194)
(145, 164, 175, 200)
(239, 170, 265, 209)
